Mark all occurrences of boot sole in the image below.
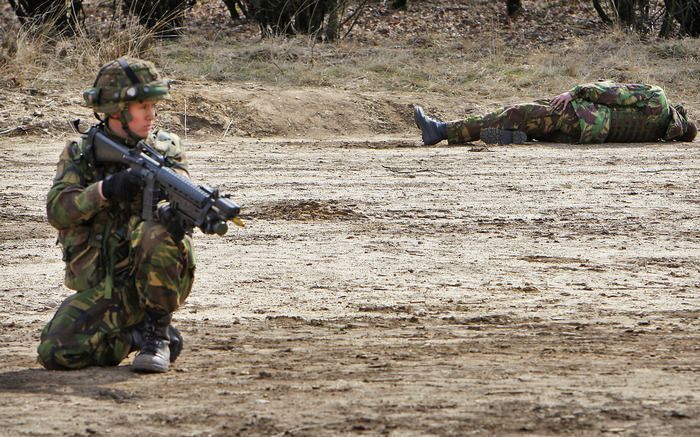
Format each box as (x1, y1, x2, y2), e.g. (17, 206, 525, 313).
(132, 355, 170, 373)
(480, 128, 527, 145)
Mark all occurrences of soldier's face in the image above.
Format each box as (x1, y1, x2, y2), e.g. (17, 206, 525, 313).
(126, 100, 157, 139)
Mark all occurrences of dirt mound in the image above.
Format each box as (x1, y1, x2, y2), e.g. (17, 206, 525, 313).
(0, 83, 427, 140)
(250, 199, 364, 221)
(168, 83, 418, 139)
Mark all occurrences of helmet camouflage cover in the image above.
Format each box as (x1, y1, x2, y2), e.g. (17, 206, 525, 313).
(83, 57, 170, 114)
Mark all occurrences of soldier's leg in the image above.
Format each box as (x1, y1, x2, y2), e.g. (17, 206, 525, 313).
(553, 104, 582, 142)
(446, 114, 487, 144)
(131, 220, 195, 315)
(36, 283, 137, 370)
(447, 102, 560, 144)
(129, 221, 195, 372)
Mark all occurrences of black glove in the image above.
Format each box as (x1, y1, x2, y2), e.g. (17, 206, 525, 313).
(158, 204, 186, 243)
(102, 169, 142, 202)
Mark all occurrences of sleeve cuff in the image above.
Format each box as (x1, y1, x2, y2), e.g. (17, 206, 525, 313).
(84, 181, 110, 210)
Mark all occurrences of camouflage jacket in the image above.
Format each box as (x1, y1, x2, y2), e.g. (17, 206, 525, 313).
(47, 126, 188, 291)
(568, 82, 687, 143)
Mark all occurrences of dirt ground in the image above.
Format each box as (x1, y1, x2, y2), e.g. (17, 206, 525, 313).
(1, 83, 700, 436)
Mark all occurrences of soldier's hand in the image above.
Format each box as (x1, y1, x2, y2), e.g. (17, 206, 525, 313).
(550, 92, 572, 112)
(101, 169, 142, 202)
(158, 204, 186, 243)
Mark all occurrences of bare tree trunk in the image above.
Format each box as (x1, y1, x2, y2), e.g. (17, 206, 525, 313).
(242, 0, 360, 39)
(8, 0, 84, 34)
(665, 0, 700, 36)
(615, 0, 636, 24)
(122, 0, 197, 36)
(506, 0, 522, 16)
(325, 0, 340, 40)
(222, 0, 241, 20)
(295, 0, 326, 35)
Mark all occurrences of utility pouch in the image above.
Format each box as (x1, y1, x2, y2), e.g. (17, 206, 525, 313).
(60, 225, 104, 291)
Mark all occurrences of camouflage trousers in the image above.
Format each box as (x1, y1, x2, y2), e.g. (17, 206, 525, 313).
(446, 100, 582, 144)
(37, 221, 195, 370)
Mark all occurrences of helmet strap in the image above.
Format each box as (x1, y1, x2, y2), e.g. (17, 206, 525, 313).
(116, 58, 146, 144)
(93, 111, 107, 123)
(119, 106, 143, 144)
(117, 58, 142, 86)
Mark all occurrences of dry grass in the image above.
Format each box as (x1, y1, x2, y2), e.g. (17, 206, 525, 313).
(0, 10, 159, 88)
(1, 1, 699, 119)
(156, 28, 700, 112)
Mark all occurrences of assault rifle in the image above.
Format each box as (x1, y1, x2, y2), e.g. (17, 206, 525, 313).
(78, 121, 242, 236)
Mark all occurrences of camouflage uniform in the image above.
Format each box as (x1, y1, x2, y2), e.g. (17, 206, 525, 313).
(37, 127, 195, 370)
(37, 58, 195, 370)
(447, 82, 690, 144)
(447, 99, 582, 144)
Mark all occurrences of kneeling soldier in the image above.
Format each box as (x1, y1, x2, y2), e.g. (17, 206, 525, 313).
(38, 57, 195, 373)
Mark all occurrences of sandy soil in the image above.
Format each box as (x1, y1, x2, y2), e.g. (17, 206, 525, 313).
(1, 84, 700, 436)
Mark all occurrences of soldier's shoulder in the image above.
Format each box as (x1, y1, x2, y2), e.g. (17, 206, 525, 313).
(147, 129, 184, 154)
(61, 135, 91, 161)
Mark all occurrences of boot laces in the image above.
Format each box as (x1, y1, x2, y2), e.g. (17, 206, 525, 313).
(140, 324, 166, 355)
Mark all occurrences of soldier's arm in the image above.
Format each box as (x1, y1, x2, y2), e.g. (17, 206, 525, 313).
(46, 143, 109, 230)
(569, 82, 662, 108)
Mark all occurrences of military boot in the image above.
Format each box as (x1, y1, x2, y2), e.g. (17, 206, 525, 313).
(168, 324, 183, 363)
(480, 127, 527, 145)
(132, 312, 172, 373)
(130, 323, 183, 363)
(414, 106, 448, 145)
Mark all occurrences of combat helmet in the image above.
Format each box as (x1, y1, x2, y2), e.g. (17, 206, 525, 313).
(83, 57, 170, 140)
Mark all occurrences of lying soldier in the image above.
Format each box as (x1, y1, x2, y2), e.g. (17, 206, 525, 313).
(415, 81, 697, 146)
